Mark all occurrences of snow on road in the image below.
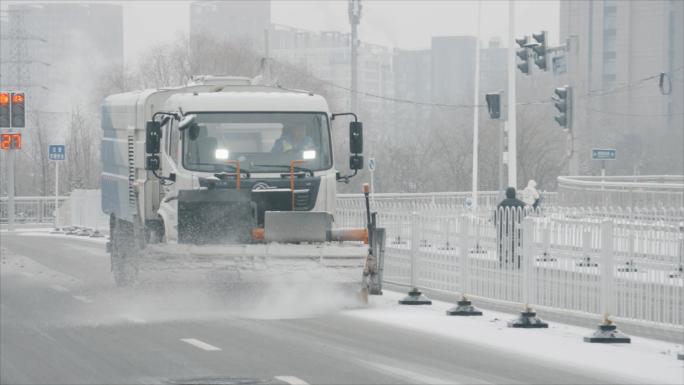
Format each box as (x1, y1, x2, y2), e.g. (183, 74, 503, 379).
(346, 290, 684, 385)
(3, 230, 682, 384)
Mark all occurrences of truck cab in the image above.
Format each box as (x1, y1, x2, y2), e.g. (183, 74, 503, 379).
(102, 76, 365, 248)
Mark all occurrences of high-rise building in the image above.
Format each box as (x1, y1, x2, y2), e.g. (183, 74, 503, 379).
(479, 38, 507, 99)
(394, 38, 507, 104)
(190, 0, 271, 51)
(270, 24, 394, 132)
(430, 36, 477, 107)
(560, 0, 683, 174)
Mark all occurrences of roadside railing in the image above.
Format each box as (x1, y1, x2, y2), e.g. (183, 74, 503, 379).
(337, 198, 684, 330)
(557, 175, 684, 208)
(1, 190, 107, 230)
(0, 196, 69, 225)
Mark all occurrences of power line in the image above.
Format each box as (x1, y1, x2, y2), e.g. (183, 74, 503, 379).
(272, 57, 674, 110)
(580, 67, 683, 99)
(274, 58, 551, 109)
(581, 105, 684, 117)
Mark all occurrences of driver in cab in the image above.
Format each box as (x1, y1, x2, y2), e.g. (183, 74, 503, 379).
(271, 124, 314, 153)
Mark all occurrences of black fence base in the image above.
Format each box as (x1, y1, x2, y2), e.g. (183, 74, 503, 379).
(668, 266, 682, 278)
(508, 311, 549, 328)
(398, 288, 432, 305)
(584, 324, 631, 343)
(536, 252, 557, 262)
(577, 257, 598, 267)
(446, 299, 483, 316)
(470, 244, 488, 254)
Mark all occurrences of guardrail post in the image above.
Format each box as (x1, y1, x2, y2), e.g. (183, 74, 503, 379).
(441, 217, 452, 250)
(600, 220, 615, 317)
(508, 216, 548, 328)
(585, 219, 630, 343)
(399, 211, 431, 305)
(447, 213, 482, 316)
(577, 228, 597, 267)
(537, 223, 555, 262)
(522, 217, 533, 306)
(671, 222, 684, 278)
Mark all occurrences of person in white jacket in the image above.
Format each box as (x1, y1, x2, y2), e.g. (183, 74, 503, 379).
(521, 180, 541, 208)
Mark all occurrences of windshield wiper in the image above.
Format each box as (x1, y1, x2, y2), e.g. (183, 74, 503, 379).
(187, 162, 251, 177)
(252, 164, 314, 177)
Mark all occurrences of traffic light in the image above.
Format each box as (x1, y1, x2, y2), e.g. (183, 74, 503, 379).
(516, 36, 531, 75)
(0, 92, 9, 127)
(10, 92, 25, 128)
(532, 31, 548, 71)
(553, 85, 572, 129)
(485, 92, 503, 119)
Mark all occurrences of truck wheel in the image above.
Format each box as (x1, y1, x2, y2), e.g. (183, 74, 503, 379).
(110, 217, 139, 287)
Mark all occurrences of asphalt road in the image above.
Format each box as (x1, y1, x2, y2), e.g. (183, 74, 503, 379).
(0, 231, 636, 385)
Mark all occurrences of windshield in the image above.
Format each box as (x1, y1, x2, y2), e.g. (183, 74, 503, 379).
(182, 112, 332, 173)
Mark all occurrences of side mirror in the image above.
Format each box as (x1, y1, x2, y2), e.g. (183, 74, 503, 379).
(178, 114, 197, 131)
(146, 155, 160, 171)
(349, 154, 364, 170)
(146, 121, 161, 154)
(349, 121, 363, 154)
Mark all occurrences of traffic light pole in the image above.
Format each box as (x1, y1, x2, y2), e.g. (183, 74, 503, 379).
(499, 120, 505, 199)
(567, 35, 580, 175)
(507, 0, 517, 188)
(349, 0, 361, 115)
(471, 0, 481, 210)
(7, 131, 15, 231)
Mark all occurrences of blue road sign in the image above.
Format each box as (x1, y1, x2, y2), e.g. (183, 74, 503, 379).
(48, 144, 65, 160)
(592, 148, 616, 160)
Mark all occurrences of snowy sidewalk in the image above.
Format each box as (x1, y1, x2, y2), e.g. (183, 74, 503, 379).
(345, 290, 684, 385)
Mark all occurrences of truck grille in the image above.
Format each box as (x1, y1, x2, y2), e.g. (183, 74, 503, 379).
(294, 190, 310, 209)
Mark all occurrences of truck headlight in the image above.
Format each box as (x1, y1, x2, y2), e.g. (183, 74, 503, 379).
(215, 148, 229, 160)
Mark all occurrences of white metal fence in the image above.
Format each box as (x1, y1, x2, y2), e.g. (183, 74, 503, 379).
(337, 196, 684, 330)
(557, 175, 684, 208)
(0, 196, 68, 224)
(1, 190, 108, 230)
(345, 191, 558, 209)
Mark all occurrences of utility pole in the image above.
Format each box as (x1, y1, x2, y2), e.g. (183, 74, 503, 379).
(263, 27, 271, 84)
(348, 0, 362, 115)
(506, 0, 517, 189)
(567, 35, 580, 175)
(471, 1, 482, 209)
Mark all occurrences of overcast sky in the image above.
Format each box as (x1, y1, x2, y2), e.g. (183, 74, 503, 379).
(123, 0, 559, 64)
(3, 1, 560, 64)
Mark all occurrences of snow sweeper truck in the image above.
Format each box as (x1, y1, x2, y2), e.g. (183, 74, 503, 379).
(100, 75, 384, 295)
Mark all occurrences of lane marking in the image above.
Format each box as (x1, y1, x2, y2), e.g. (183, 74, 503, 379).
(274, 376, 309, 385)
(359, 361, 459, 385)
(50, 284, 69, 292)
(180, 338, 222, 351)
(73, 295, 93, 304)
